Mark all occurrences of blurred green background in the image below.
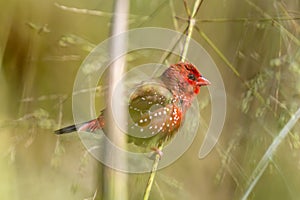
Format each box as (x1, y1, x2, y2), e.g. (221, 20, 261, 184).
(1, 0, 300, 199)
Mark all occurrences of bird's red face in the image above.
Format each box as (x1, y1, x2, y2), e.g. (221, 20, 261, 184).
(173, 62, 210, 95)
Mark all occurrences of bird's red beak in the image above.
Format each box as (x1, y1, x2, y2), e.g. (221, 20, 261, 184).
(197, 76, 211, 86)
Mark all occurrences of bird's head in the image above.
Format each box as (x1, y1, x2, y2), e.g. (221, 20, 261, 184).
(162, 62, 210, 96)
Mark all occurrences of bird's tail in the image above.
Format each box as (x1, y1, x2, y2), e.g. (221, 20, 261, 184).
(55, 124, 78, 134)
(54, 119, 98, 135)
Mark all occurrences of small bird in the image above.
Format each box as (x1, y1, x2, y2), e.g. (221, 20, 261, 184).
(55, 62, 210, 150)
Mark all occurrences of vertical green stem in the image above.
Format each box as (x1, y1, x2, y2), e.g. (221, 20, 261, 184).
(180, 18, 196, 62)
(143, 144, 164, 200)
(180, 0, 204, 62)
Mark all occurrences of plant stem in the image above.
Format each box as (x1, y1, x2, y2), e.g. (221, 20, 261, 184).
(102, 0, 129, 199)
(180, 0, 204, 62)
(241, 107, 300, 200)
(143, 144, 164, 200)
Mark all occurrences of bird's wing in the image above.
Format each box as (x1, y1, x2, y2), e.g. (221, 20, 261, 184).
(128, 81, 182, 140)
(128, 80, 173, 122)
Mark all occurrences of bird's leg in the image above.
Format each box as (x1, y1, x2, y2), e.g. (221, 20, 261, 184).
(150, 147, 164, 160)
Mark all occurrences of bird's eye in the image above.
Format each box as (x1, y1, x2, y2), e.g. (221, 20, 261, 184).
(188, 73, 196, 81)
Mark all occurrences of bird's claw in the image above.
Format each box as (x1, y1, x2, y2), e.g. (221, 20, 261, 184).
(149, 147, 163, 160)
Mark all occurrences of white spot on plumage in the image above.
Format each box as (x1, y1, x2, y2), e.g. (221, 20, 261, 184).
(133, 107, 140, 111)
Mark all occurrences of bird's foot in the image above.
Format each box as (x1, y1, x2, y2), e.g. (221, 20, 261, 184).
(149, 147, 163, 160)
